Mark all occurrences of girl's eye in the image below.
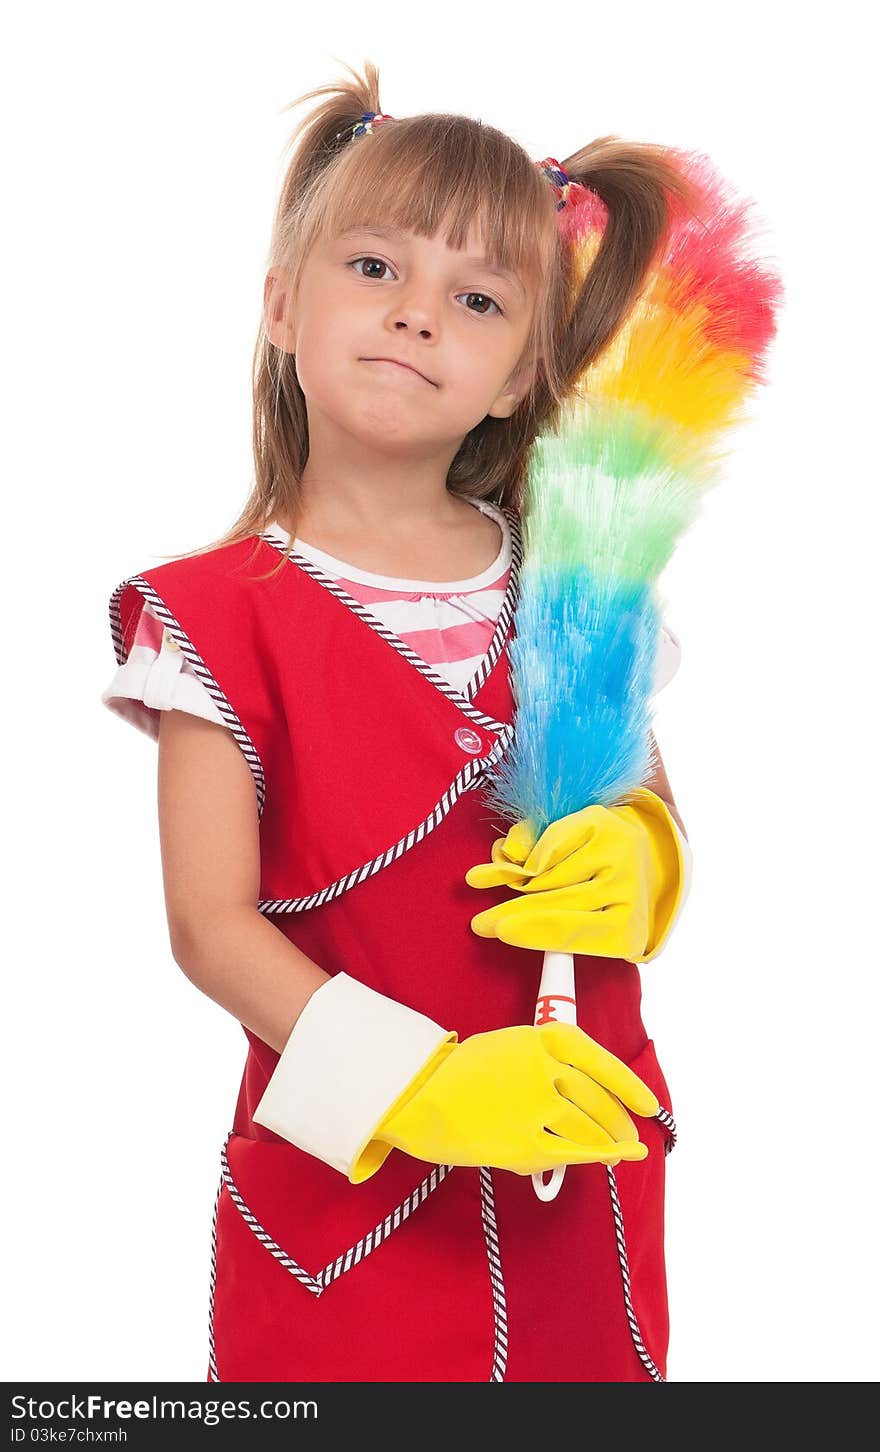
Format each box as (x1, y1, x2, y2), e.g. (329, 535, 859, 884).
(459, 291, 503, 318)
(348, 256, 504, 317)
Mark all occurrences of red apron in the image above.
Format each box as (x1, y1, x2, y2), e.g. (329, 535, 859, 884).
(109, 509, 677, 1382)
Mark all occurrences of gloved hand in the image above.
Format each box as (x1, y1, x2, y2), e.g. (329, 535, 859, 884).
(465, 787, 690, 963)
(252, 973, 658, 1186)
(367, 1021, 658, 1180)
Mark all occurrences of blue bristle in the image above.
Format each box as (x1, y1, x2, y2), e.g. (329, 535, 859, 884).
(480, 570, 659, 834)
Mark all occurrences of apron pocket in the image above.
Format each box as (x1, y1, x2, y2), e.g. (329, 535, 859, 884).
(208, 1132, 504, 1382)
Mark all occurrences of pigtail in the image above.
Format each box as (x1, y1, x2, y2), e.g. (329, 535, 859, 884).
(449, 143, 705, 516)
(271, 59, 383, 230)
(549, 138, 704, 400)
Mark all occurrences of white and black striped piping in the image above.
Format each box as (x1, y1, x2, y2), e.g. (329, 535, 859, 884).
(605, 1163, 665, 1382)
(108, 576, 267, 818)
(217, 1135, 324, 1297)
(655, 1105, 677, 1153)
(207, 1174, 221, 1383)
(207, 1137, 508, 1383)
(602, 1105, 677, 1384)
(478, 1166, 509, 1382)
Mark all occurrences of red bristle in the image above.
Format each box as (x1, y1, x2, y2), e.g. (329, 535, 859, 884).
(560, 149, 783, 379)
(662, 150, 784, 371)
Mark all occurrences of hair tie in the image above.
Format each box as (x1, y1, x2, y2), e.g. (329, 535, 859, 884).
(337, 113, 572, 212)
(336, 111, 396, 142)
(534, 156, 572, 212)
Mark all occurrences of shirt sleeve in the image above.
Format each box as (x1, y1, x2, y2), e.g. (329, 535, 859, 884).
(101, 599, 229, 742)
(652, 623, 682, 697)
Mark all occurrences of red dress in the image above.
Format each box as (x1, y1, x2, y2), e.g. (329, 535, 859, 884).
(107, 509, 677, 1383)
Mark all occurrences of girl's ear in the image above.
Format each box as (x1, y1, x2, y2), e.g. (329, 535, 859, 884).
(264, 267, 297, 354)
(487, 357, 540, 419)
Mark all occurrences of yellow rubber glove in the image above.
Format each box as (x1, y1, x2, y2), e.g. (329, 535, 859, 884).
(352, 1021, 659, 1182)
(465, 787, 687, 963)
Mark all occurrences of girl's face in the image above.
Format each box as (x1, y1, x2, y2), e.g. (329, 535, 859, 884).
(265, 218, 538, 454)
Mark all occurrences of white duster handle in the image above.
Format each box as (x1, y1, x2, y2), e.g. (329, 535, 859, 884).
(532, 950, 577, 1202)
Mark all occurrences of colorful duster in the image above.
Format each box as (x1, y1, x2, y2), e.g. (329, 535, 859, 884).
(478, 150, 784, 1200)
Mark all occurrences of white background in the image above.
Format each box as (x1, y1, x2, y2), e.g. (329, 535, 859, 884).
(4, 0, 877, 1384)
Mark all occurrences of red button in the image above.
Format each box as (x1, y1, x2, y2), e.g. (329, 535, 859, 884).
(454, 727, 483, 755)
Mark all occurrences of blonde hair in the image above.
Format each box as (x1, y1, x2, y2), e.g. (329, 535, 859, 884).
(169, 58, 699, 576)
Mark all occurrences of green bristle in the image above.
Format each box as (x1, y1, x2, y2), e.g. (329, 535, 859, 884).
(522, 407, 705, 589)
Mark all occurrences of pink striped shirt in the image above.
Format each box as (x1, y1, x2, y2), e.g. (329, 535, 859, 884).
(101, 498, 682, 741)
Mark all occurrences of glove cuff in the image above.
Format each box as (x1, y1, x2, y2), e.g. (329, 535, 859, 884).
(626, 789, 693, 963)
(252, 972, 457, 1183)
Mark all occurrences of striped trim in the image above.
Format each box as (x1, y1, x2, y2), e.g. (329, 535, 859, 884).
(207, 1136, 508, 1382)
(218, 1136, 325, 1297)
(254, 507, 522, 916)
(207, 1173, 221, 1383)
(478, 1166, 509, 1382)
(108, 576, 267, 818)
(604, 1102, 678, 1384)
(655, 1105, 677, 1153)
(605, 1164, 665, 1382)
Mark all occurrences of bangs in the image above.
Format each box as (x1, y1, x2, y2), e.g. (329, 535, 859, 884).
(299, 114, 560, 292)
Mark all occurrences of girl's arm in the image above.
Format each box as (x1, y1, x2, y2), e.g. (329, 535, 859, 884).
(643, 731, 687, 841)
(157, 707, 329, 1053)
(154, 710, 662, 1182)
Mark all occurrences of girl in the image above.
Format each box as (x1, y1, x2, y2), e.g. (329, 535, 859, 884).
(102, 59, 694, 1383)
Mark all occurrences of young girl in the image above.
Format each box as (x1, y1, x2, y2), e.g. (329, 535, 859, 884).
(101, 60, 694, 1383)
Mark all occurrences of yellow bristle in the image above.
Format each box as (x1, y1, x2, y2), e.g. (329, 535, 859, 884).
(585, 292, 753, 437)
